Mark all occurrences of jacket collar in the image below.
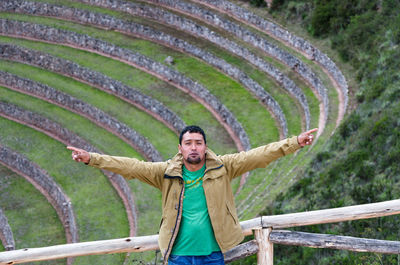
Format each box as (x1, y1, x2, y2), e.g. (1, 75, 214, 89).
(204, 148, 223, 171)
(164, 148, 223, 178)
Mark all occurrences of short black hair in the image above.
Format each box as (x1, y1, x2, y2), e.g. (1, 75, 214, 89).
(179, 125, 207, 145)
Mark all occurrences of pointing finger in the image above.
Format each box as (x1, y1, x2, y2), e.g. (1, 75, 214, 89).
(306, 128, 318, 134)
(67, 146, 81, 152)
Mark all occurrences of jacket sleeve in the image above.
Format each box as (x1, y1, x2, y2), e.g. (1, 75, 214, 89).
(88, 153, 167, 190)
(220, 136, 301, 179)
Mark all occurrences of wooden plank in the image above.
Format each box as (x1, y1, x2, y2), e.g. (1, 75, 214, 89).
(263, 199, 400, 229)
(270, 230, 400, 254)
(224, 240, 258, 264)
(0, 235, 158, 265)
(241, 199, 400, 234)
(241, 218, 263, 235)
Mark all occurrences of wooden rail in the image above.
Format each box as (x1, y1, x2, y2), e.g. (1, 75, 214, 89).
(1, 199, 400, 264)
(225, 229, 400, 263)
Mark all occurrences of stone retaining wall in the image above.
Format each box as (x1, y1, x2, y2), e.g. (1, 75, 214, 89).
(0, 101, 138, 236)
(0, 43, 185, 134)
(0, 144, 79, 245)
(0, 208, 14, 251)
(75, 0, 322, 131)
(0, 0, 311, 136)
(0, 18, 250, 151)
(139, 0, 326, 126)
(192, 0, 348, 116)
(0, 70, 162, 162)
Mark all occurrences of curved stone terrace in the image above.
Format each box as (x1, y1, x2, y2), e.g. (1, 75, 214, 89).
(0, 208, 14, 251)
(0, 70, 162, 162)
(0, 43, 186, 135)
(0, 100, 138, 237)
(73, 0, 316, 134)
(137, 0, 327, 130)
(0, 18, 250, 151)
(74, 0, 324, 133)
(0, 144, 79, 246)
(0, 0, 313, 136)
(191, 0, 348, 125)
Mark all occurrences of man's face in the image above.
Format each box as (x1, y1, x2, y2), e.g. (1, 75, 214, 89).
(178, 132, 207, 165)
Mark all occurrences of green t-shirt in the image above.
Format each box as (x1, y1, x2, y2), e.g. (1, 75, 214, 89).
(171, 164, 221, 255)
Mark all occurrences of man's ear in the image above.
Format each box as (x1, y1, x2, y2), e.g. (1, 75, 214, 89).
(178, 144, 182, 154)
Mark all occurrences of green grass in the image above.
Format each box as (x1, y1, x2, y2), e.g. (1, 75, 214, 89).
(147, 0, 336, 133)
(172, 55, 279, 145)
(0, 117, 129, 264)
(0, 60, 177, 159)
(225, 0, 346, 119)
(0, 33, 236, 154)
(0, 86, 141, 159)
(0, 86, 164, 262)
(0, 11, 306, 143)
(21, 0, 324, 137)
(0, 165, 65, 264)
(0, 86, 164, 238)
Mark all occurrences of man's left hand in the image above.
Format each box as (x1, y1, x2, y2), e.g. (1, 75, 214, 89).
(297, 128, 318, 147)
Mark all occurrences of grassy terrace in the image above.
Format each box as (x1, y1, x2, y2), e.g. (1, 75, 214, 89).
(0, 11, 283, 145)
(0, 72, 167, 234)
(12, 0, 327, 138)
(0, 117, 129, 264)
(0, 59, 178, 158)
(0, 165, 65, 263)
(2, 0, 320, 134)
(0, 87, 165, 263)
(0, 32, 235, 153)
(220, 0, 342, 122)
(148, 0, 337, 128)
(0, 0, 344, 263)
(124, 0, 325, 129)
(0, 11, 298, 201)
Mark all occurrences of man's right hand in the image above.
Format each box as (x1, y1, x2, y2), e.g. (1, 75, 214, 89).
(67, 146, 90, 164)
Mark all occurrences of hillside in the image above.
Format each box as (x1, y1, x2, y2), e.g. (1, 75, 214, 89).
(255, 0, 400, 264)
(0, 0, 350, 264)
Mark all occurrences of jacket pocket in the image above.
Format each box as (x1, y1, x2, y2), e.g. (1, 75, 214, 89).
(226, 203, 238, 225)
(159, 217, 164, 228)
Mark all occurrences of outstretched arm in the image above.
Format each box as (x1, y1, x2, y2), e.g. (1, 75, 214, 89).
(222, 128, 318, 179)
(67, 146, 90, 164)
(66, 146, 166, 189)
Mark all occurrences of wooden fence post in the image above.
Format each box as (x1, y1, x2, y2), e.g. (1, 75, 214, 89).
(254, 227, 273, 265)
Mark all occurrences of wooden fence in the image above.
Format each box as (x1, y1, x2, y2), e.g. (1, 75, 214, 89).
(1, 199, 400, 264)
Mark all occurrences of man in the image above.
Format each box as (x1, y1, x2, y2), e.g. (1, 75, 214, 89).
(68, 125, 317, 264)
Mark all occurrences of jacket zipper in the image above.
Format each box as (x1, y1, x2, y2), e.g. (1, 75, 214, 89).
(202, 164, 224, 249)
(163, 176, 184, 264)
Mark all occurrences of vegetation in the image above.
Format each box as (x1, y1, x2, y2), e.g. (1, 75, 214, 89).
(254, 0, 400, 264)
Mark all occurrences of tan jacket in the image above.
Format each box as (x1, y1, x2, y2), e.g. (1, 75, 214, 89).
(88, 136, 300, 262)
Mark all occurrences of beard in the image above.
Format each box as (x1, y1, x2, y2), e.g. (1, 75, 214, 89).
(186, 155, 202, 164)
